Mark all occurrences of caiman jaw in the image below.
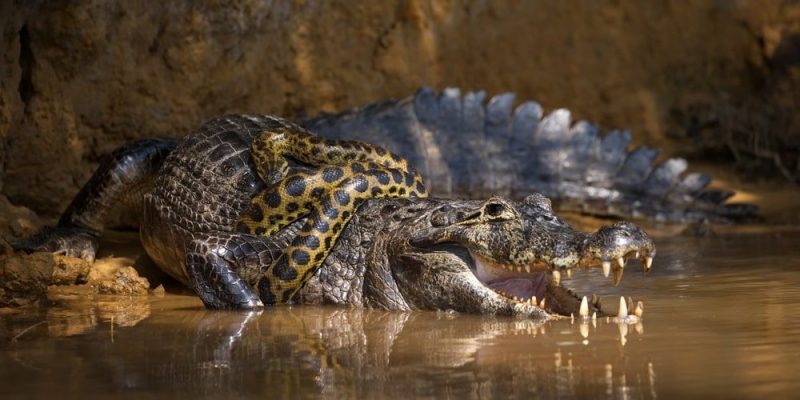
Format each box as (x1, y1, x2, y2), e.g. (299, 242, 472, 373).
(468, 249, 651, 317)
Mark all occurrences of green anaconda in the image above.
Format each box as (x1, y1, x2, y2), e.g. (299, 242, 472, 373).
(237, 125, 426, 303)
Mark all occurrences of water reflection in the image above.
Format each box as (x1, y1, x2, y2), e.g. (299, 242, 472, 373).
(2, 231, 800, 398)
(1, 296, 658, 399)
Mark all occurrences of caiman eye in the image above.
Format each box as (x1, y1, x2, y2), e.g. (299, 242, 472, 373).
(481, 197, 515, 221)
(485, 202, 505, 217)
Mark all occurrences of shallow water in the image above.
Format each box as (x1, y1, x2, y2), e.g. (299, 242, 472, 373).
(2, 230, 800, 399)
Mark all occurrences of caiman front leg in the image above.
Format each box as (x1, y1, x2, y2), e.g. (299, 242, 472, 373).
(185, 231, 293, 309)
(12, 139, 175, 261)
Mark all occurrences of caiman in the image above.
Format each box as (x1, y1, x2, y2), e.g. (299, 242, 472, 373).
(13, 87, 753, 318)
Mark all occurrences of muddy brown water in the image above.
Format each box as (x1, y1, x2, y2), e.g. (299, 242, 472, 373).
(1, 229, 799, 399)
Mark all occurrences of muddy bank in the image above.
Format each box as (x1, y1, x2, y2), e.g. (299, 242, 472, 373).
(0, 243, 154, 307)
(0, 1, 798, 222)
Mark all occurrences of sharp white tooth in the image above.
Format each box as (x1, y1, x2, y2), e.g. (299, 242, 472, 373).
(530, 296, 537, 306)
(635, 251, 640, 259)
(617, 296, 628, 318)
(644, 256, 653, 272)
(634, 301, 644, 318)
(579, 296, 589, 317)
(525, 265, 531, 273)
(566, 269, 573, 279)
(552, 270, 561, 286)
(517, 266, 523, 273)
(616, 257, 626, 268)
(592, 312, 597, 320)
(539, 298, 546, 309)
(613, 266, 624, 286)
(602, 261, 611, 278)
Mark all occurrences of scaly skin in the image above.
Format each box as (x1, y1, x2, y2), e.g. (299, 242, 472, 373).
(13, 113, 655, 318)
(238, 125, 427, 304)
(302, 87, 758, 223)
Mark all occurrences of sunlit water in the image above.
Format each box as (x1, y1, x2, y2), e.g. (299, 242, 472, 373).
(2, 231, 799, 399)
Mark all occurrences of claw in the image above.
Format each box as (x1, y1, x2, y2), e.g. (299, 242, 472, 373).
(602, 261, 611, 278)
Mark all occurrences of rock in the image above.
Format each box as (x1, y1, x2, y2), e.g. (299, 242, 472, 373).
(88, 258, 150, 296)
(50, 254, 92, 285)
(0, 252, 54, 306)
(1, 249, 148, 307)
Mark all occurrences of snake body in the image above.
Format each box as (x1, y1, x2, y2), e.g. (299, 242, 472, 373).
(236, 126, 427, 303)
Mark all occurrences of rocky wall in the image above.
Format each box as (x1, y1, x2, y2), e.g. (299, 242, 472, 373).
(0, 0, 797, 225)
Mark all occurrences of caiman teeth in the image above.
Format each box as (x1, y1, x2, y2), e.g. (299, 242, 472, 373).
(579, 296, 589, 317)
(616, 257, 626, 268)
(591, 294, 600, 309)
(539, 297, 546, 309)
(602, 261, 611, 278)
(613, 265, 624, 286)
(644, 256, 653, 272)
(566, 269, 572, 279)
(634, 301, 644, 318)
(617, 296, 628, 318)
(552, 270, 561, 286)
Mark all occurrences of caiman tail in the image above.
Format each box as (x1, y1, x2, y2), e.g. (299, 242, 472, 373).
(301, 87, 757, 223)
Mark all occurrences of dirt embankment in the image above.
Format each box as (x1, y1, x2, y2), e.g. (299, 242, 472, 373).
(1, 1, 798, 222)
(0, 1, 798, 306)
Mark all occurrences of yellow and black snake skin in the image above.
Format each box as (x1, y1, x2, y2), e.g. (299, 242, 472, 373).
(237, 126, 427, 303)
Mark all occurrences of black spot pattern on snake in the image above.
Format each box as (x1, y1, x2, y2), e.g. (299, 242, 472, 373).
(285, 176, 306, 197)
(238, 125, 427, 305)
(265, 192, 282, 208)
(291, 249, 311, 265)
(375, 171, 390, 185)
(323, 166, 344, 183)
(334, 190, 350, 206)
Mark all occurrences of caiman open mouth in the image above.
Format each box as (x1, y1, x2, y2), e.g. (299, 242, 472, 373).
(466, 249, 649, 319)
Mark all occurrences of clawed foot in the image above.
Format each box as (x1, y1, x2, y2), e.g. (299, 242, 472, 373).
(12, 226, 99, 262)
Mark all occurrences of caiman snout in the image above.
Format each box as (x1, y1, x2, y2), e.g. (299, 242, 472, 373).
(581, 221, 657, 285)
(388, 194, 656, 319)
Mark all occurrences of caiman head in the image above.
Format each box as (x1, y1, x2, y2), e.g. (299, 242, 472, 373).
(369, 194, 655, 318)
